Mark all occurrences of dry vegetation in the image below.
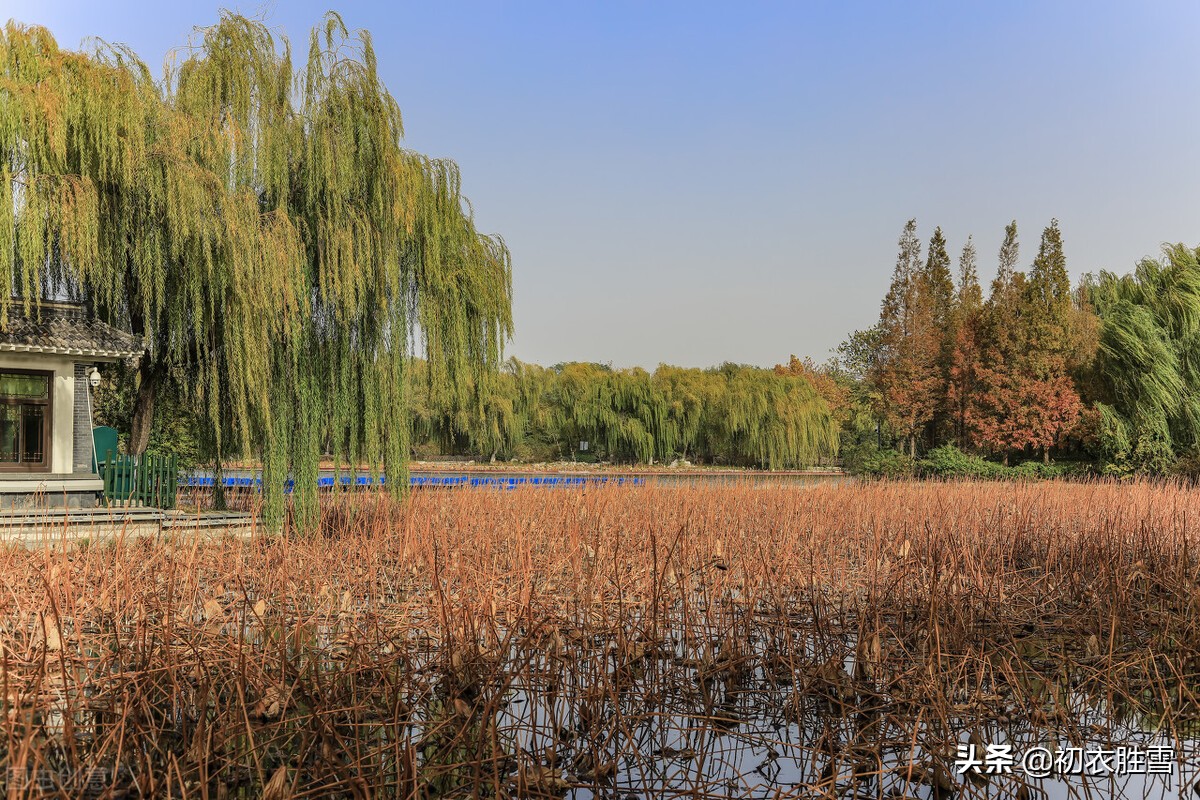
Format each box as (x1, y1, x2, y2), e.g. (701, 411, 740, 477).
(2, 482, 1200, 798)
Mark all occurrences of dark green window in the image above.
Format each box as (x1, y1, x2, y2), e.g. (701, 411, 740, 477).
(0, 370, 51, 472)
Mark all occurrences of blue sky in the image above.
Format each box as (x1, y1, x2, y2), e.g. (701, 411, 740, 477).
(6, 1, 1200, 368)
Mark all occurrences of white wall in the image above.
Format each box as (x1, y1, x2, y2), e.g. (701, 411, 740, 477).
(0, 353, 75, 474)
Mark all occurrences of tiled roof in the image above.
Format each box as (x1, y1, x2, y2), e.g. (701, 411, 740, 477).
(0, 301, 143, 361)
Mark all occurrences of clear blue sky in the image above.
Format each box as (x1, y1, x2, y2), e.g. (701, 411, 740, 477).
(6, 1, 1200, 369)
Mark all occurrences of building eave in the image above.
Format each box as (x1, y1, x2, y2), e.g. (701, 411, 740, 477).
(0, 300, 144, 362)
(0, 344, 140, 362)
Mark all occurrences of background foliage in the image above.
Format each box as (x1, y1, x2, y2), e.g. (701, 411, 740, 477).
(835, 218, 1200, 479)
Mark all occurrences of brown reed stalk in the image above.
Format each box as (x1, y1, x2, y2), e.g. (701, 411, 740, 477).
(0, 481, 1196, 798)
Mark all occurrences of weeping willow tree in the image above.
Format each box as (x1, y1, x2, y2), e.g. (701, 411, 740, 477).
(407, 357, 523, 461)
(552, 363, 658, 463)
(0, 13, 511, 524)
(705, 364, 838, 469)
(1085, 244, 1200, 472)
(503, 358, 562, 459)
(410, 359, 839, 469)
(651, 365, 721, 462)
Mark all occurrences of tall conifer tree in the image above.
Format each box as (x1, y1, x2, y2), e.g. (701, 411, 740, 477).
(873, 220, 940, 456)
(1023, 220, 1082, 461)
(921, 226, 955, 329)
(947, 236, 982, 447)
(970, 221, 1081, 463)
(970, 222, 1032, 463)
(920, 225, 955, 445)
(1026, 219, 1074, 368)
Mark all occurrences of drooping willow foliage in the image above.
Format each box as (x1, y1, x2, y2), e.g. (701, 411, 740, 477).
(411, 359, 839, 469)
(1085, 245, 1200, 472)
(0, 14, 512, 523)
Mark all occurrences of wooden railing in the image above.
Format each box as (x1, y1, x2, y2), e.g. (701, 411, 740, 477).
(99, 451, 179, 509)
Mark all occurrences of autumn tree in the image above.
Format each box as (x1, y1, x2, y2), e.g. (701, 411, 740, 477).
(969, 221, 1034, 463)
(967, 220, 1085, 463)
(1022, 220, 1083, 462)
(946, 236, 983, 447)
(774, 355, 851, 426)
(872, 220, 941, 456)
(920, 226, 956, 444)
(921, 226, 956, 331)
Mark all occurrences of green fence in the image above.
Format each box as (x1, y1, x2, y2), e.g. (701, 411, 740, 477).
(99, 451, 179, 509)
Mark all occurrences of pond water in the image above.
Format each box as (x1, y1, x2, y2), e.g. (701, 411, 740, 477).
(11, 593, 1196, 799)
(477, 634, 1198, 799)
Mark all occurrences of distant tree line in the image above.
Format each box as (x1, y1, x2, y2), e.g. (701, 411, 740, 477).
(408, 360, 839, 469)
(820, 219, 1200, 477)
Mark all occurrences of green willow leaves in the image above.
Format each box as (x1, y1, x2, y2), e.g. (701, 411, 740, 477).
(410, 359, 840, 470)
(1, 13, 512, 523)
(1085, 245, 1200, 472)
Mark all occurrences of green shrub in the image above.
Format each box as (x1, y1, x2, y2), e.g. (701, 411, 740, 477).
(1171, 450, 1200, 483)
(915, 446, 1087, 481)
(918, 445, 1004, 479)
(845, 445, 915, 478)
(1009, 461, 1058, 479)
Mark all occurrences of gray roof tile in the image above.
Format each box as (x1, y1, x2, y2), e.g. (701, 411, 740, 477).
(0, 301, 143, 361)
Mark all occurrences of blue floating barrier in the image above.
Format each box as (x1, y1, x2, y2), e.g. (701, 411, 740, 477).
(183, 467, 654, 494)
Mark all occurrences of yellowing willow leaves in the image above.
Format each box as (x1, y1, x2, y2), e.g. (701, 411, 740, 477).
(0, 13, 512, 525)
